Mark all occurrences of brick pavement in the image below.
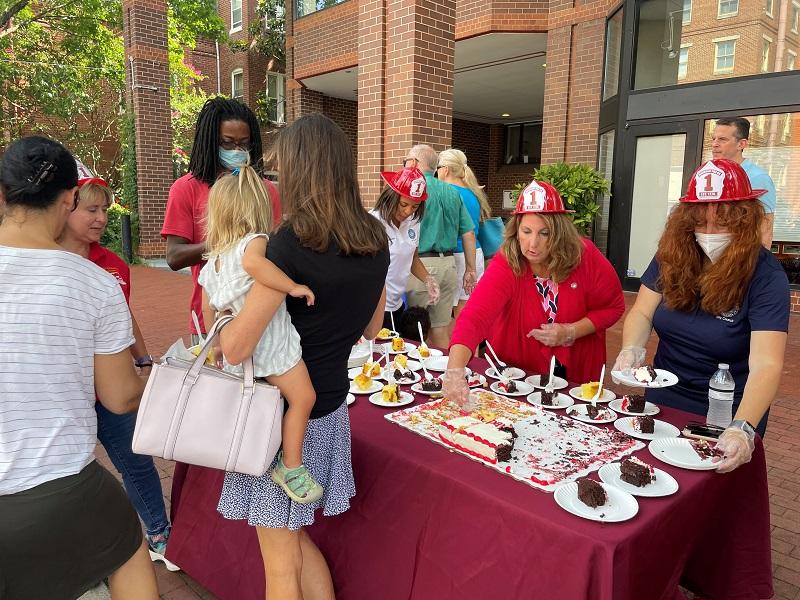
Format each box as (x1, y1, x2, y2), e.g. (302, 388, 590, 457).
(107, 265, 799, 600)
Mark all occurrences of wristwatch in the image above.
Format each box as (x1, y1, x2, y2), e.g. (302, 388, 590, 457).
(730, 419, 756, 443)
(135, 355, 153, 368)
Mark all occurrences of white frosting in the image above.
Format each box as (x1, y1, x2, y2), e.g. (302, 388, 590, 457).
(633, 366, 654, 383)
(438, 416, 513, 462)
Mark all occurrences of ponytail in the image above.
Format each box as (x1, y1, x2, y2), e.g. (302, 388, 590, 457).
(462, 165, 491, 222)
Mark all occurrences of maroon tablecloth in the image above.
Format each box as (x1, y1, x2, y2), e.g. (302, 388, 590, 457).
(166, 361, 773, 600)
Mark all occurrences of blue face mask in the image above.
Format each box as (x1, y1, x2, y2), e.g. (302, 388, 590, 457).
(218, 147, 250, 171)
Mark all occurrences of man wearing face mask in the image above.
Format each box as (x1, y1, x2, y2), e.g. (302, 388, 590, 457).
(161, 98, 280, 339)
(613, 159, 789, 473)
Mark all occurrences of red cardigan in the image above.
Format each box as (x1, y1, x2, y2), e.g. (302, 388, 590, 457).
(450, 239, 625, 384)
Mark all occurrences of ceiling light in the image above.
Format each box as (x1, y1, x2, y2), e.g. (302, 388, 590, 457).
(542, 63, 547, 67)
(501, 113, 510, 117)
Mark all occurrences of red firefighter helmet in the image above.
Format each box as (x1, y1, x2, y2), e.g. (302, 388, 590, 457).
(380, 167, 428, 202)
(75, 158, 108, 188)
(513, 180, 574, 214)
(680, 159, 766, 203)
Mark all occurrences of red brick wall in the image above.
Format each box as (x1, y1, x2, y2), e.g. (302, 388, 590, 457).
(452, 117, 490, 196)
(323, 96, 357, 159)
(123, 0, 173, 257)
(792, 288, 800, 314)
(293, 1, 358, 79)
(457, 0, 548, 39)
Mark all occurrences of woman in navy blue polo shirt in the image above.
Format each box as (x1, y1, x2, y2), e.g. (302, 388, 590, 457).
(614, 159, 789, 473)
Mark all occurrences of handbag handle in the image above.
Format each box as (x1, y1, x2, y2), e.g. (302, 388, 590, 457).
(163, 315, 259, 466)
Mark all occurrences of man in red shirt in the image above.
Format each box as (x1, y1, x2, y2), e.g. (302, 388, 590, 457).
(161, 98, 280, 338)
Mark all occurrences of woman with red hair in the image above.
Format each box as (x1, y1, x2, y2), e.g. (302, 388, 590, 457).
(614, 159, 789, 472)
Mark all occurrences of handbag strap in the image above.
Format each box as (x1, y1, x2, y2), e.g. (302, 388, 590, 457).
(163, 314, 259, 462)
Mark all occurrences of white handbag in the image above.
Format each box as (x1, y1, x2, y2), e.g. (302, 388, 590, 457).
(132, 316, 283, 476)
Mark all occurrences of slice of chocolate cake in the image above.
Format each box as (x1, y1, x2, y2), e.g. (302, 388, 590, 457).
(621, 394, 646, 413)
(619, 457, 656, 487)
(633, 415, 655, 434)
(539, 372, 550, 387)
(541, 390, 556, 406)
(690, 439, 723, 461)
(421, 377, 442, 392)
(577, 477, 607, 508)
(586, 404, 600, 420)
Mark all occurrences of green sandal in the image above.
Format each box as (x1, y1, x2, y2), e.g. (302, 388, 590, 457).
(270, 452, 324, 504)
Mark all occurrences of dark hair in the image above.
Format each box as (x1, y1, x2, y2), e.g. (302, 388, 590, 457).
(0, 136, 78, 209)
(188, 97, 263, 186)
(398, 307, 431, 342)
(271, 113, 388, 255)
(374, 186, 425, 225)
(715, 117, 750, 140)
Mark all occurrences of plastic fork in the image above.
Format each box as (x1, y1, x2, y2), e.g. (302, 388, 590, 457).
(545, 355, 556, 394)
(389, 310, 396, 334)
(590, 364, 606, 407)
(485, 340, 506, 369)
(485, 353, 507, 384)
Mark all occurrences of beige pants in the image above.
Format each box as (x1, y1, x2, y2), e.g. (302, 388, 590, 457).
(406, 255, 457, 328)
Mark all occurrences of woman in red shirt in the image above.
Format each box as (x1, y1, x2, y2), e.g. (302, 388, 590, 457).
(445, 180, 625, 398)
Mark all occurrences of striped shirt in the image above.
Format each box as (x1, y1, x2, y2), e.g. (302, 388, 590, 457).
(0, 246, 134, 495)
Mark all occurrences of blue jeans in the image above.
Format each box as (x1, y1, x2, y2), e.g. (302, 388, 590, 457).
(95, 402, 169, 538)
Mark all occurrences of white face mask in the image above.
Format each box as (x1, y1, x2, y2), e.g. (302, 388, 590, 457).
(694, 231, 732, 262)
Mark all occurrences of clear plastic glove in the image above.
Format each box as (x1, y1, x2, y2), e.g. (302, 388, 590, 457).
(526, 322, 576, 347)
(611, 346, 646, 383)
(425, 275, 440, 305)
(443, 367, 470, 409)
(463, 269, 477, 296)
(714, 427, 755, 473)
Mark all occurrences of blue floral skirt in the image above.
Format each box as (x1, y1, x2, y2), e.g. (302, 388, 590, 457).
(217, 402, 355, 530)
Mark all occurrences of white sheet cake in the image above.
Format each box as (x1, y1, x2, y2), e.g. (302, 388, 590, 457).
(386, 390, 644, 492)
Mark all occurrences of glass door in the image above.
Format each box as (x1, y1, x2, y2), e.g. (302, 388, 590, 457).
(612, 121, 701, 290)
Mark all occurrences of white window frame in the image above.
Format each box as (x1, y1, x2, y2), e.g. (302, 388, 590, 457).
(755, 114, 766, 136)
(683, 0, 692, 24)
(231, 0, 243, 33)
(718, 0, 739, 18)
(678, 45, 690, 79)
(231, 68, 244, 100)
(788, 50, 797, 71)
(792, 2, 800, 33)
(266, 72, 286, 124)
(761, 35, 773, 72)
(713, 36, 738, 73)
(765, 0, 774, 17)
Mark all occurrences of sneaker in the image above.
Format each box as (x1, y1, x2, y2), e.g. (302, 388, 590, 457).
(147, 526, 181, 572)
(270, 452, 324, 504)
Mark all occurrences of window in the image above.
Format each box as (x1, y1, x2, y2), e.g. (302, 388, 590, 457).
(504, 122, 543, 165)
(231, 69, 243, 99)
(761, 37, 772, 72)
(265, 73, 285, 124)
(765, 0, 774, 17)
(231, 0, 243, 32)
(718, 0, 738, 17)
(792, 2, 800, 33)
(683, 0, 692, 24)
(602, 8, 624, 100)
(714, 39, 737, 73)
(788, 50, 797, 71)
(295, 0, 346, 18)
(678, 47, 689, 79)
(594, 130, 615, 255)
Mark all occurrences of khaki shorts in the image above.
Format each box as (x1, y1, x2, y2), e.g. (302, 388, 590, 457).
(407, 255, 457, 328)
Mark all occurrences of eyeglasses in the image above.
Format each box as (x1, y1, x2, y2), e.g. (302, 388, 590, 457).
(220, 140, 252, 151)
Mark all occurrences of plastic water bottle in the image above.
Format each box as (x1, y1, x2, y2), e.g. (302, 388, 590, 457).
(706, 363, 735, 428)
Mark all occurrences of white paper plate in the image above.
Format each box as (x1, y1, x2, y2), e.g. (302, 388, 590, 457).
(648, 437, 719, 471)
(485, 366, 526, 381)
(467, 374, 487, 388)
(568, 386, 616, 403)
(490, 380, 535, 397)
(613, 417, 680, 441)
(409, 347, 444, 359)
(389, 359, 422, 372)
(381, 367, 421, 385)
(385, 341, 417, 355)
(375, 330, 399, 340)
(524, 374, 569, 390)
(421, 356, 450, 371)
(566, 404, 617, 424)
(609, 398, 660, 416)
(369, 390, 415, 408)
(611, 368, 679, 388)
(553, 481, 639, 523)
(598, 463, 679, 498)
(348, 379, 383, 395)
(348, 344, 371, 369)
(346, 393, 356, 406)
(410, 381, 445, 396)
(348, 366, 383, 380)
(526, 391, 574, 410)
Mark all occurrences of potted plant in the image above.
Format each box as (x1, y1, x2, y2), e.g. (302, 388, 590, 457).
(514, 162, 609, 236)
